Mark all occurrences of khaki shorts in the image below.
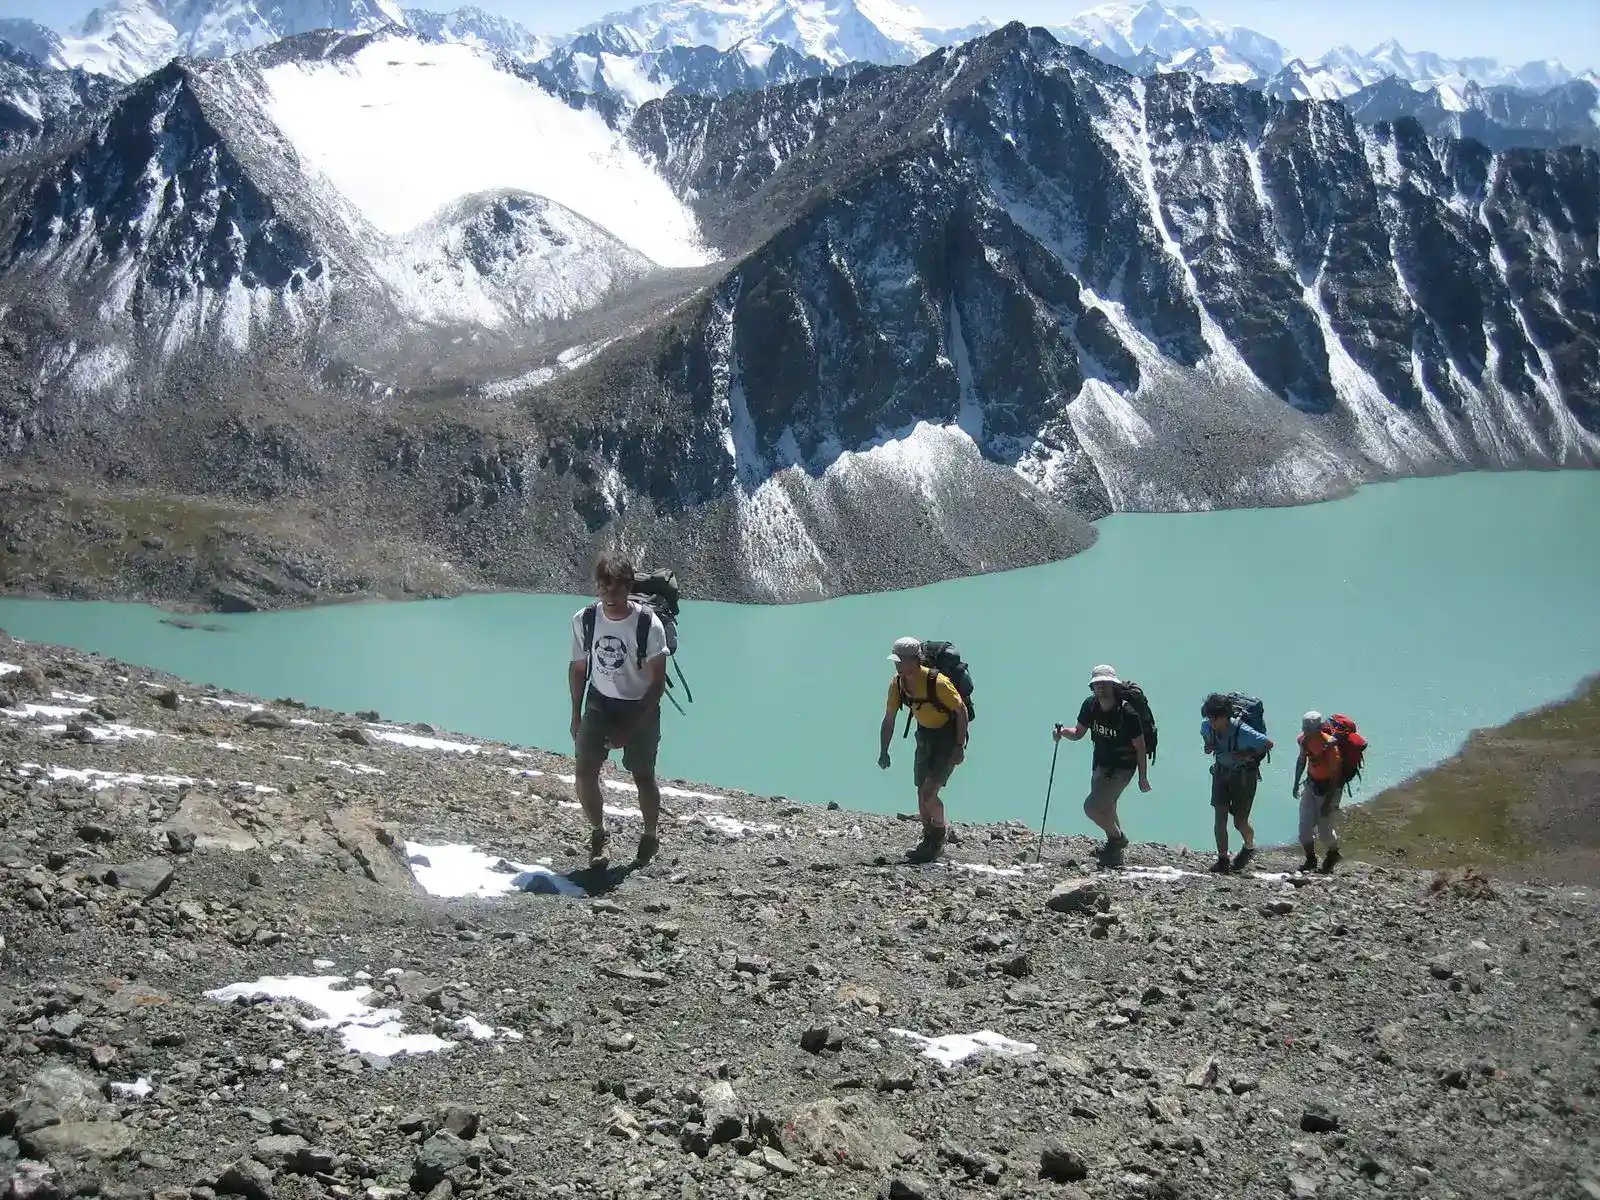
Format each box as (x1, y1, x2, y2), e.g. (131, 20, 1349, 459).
(1084, 766, 1135, 824)
(576, 687, 661, 776)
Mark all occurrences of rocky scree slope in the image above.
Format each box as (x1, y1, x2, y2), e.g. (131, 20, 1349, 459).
(0, 41, 122, 156)
(0, 24, 1599, 609)
(2, 635, 1600, 1200)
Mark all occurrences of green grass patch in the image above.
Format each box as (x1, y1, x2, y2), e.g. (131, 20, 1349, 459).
(1341, 675, 1600, 873)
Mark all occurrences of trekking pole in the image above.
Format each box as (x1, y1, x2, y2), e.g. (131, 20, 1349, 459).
(664, 689, 686, 716)
(672, 657, 694, 703)
(1035, 731, 1062, 864)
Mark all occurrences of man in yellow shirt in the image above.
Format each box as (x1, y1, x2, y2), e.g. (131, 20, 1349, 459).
(878, 636, 969, 863)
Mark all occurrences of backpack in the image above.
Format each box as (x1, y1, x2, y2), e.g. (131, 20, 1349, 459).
(628, 568, 681, 657)
(1222, 692, 1270, 763)
(898, 640, 975, 737)
(1323, 713, 1368, 787)
(1116, 680, 1158, 763)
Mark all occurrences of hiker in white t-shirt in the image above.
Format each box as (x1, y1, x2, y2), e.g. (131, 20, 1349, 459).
(567, 551, 669, 868)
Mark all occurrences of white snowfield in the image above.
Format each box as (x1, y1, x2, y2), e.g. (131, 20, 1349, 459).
(259, 37, 714, 268)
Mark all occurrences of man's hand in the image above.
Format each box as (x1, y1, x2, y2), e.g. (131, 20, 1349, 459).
(877, 752, 891, 771)
(1138, 774, 1152, 793)
(1052, 723, 1064, 742)
(951, 744, 965, 766)
(1291, 781, 1301, 799)
(608, 722, 633, 751)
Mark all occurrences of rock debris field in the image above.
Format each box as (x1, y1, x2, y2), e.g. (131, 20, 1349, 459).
(1, 634, 1598, 1200)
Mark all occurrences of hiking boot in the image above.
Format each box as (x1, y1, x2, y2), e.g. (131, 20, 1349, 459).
(1318, 846, 1342, 875)
(1300, 844, 1318, 873)
(1095, 838, 1126, 868)
(635, 831, 660, 866)
(1109, 832, 1130, 852)
(1208, 855, 1231, 874)
(588, 826, 611, 868)
(905, 827, 947, 864)
(1230, 845, 1256, 872)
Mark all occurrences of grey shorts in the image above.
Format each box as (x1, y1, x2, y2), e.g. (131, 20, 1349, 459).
(914, 724, 960, 788)
(1211, 765, 1258, 820)
(576, 687, 661, 776)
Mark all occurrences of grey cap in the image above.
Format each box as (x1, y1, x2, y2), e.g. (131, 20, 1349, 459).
(888, 636, 921, 662)
(1302, 710, 1324, 731)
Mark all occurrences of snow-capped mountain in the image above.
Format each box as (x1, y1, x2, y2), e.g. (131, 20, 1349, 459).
(1046, 0, 1287, 77)
(0, 40, 121, 152)
(1338, 76, 1600, 150)
(401, 5, 549, 60)
(531, 31, 854, 114)
(1, 22, 1594, 607)
(575, 0, 994, 68)
(0, 19, 69, 69)
(0, 26, 708, 415)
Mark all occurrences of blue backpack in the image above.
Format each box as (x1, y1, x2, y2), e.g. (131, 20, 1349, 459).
(1222, 693, 1269, 763)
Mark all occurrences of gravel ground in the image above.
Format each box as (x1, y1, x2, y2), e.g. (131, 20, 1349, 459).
(2, 633, 1599, 1200)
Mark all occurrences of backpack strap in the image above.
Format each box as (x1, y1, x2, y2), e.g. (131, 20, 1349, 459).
(634, 605, 651, 669)
(924, 668, 950, 716)
(581, 603, 599, 679)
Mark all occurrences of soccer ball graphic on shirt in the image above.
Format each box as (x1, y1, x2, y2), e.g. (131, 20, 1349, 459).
(594, 634, 628, 672)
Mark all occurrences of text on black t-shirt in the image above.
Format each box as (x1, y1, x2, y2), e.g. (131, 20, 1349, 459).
(1077, 696, 1145, 771)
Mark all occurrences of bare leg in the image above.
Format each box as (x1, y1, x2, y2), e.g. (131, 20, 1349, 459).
(576, 763, 605, 832)
(1234, 815, 1255, 849)
(1213, 810, 1230, 858)
(633, 769, 661, 836)
(918, 778, 947, 830)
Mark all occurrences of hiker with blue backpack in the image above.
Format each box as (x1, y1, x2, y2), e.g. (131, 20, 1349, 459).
(1201, 692, 1274, 873)
(880, 637, 973, 864)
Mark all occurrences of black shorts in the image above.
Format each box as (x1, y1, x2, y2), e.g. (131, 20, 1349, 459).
(914, 724, 961, 788)
(1210, 765, 1258, 819)
(576, 687, 661, 776)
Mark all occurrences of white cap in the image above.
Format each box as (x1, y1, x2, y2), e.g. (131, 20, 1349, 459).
(1089, 664, 1121, 687)
(889, 636, 921, 662)
(1302, 710, 1324, 730)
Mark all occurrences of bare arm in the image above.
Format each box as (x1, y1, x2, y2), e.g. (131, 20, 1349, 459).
(568, 660, 587, 738)
(879, 714, 895, 762)
(1055, 723, 1089, 741)
(1132, 735, 1149, 783)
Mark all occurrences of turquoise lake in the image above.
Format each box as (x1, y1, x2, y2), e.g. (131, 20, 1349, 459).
(1, 470, 1597, 851)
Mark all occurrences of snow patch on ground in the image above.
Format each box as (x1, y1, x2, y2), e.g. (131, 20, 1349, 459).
(404, 842, 585, 898)
(888, 1028, 1038, 1067)
(367, 725, 481, 753)
(204, 974, 514, 1057)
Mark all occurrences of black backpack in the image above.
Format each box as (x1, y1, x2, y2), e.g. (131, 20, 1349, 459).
(898, 640, 975, 737)
(1116, 680, 1158, 763)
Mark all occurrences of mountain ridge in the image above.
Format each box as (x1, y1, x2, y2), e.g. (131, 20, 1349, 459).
(0, 20, 1596, 612)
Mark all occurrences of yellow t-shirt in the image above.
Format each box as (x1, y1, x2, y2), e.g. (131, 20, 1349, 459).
(886, 666, 966, 729)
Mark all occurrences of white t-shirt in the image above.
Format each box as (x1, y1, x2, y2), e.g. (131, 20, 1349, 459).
(570, 601, 668, 702)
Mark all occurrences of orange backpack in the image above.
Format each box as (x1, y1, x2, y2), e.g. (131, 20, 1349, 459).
(1324, 714, 1368, 787)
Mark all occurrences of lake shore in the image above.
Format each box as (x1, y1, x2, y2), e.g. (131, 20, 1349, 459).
(1340, 674, 1600, 886)
(0, 466, 1579, 615)
(3, 633, 1599, 1199)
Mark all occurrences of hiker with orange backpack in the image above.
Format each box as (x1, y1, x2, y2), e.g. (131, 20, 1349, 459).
(1292, 711, 1367, 874)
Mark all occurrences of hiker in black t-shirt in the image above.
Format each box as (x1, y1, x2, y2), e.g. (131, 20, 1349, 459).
(1053, 664, 1151, 866)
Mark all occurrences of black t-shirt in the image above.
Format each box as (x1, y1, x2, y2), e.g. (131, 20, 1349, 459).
(1077, 696, 1145, 771)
